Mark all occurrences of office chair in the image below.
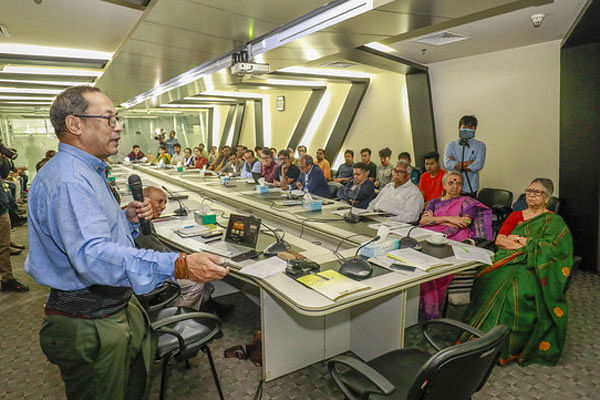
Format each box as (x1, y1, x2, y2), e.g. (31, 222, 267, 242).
(477, 188, 513, 234)
(136, 280, 181, 320)
(152, 308, 224, 400)
(328, 319, 508, 400)
(328, 181, 343, 198)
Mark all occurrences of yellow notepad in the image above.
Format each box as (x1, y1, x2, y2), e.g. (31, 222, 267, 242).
(296, 270, 370, 301)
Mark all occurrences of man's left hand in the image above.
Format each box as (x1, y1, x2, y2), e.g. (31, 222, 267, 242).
(126, 198, 153, 224)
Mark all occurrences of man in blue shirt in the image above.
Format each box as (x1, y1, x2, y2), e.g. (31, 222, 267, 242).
(26, 86, 229, 400)
(164, 130, 178, 156)
(296, 155, 331, 198)
(444, 115, 486, 197)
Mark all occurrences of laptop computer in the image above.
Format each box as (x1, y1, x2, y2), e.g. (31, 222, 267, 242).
(205, 214, 261, 257)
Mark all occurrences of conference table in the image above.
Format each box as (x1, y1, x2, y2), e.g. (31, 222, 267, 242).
(110, 164, 488, 381)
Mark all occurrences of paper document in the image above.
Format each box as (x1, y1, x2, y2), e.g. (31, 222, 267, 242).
(238, 257, 287, 279)
(296, 269, 370, 301)
(387, 248, 451, 271)
(331, 209, 383, 217)
(452, 245, 492, 265)
(390, 226, 433, 238)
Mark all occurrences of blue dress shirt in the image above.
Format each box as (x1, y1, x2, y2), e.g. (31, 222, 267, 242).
(26, 143, 178, 295)
(444, 138, 486, 193)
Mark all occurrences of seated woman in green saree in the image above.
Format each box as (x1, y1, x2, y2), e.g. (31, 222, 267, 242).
(462, 178, 573, 366)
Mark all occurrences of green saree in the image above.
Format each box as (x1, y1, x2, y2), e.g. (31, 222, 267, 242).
(462, 212, 573, 366)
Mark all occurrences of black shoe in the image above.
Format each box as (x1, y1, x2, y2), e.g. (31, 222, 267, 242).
(11, 217, 27, 227)
(1, 279, 29, 292)
(202, 299, 234, 320)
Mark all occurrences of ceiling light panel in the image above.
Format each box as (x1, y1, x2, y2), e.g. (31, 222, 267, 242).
(0, 87, 62, 95)
(0, 43, 112, 60)
(2, 66, 103, 77)
(411, 31, 469, 46)
(0, 79, 82, 87)
(277, 66, 373, 79)
(0, 96, 55, 101)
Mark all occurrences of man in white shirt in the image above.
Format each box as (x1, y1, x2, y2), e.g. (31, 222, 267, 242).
(367, 161, 424, 223)
(170, 143, 183, 165)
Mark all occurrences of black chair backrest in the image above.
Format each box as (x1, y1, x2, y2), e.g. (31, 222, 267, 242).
(328, 182, 342, 198)
(408, 325, 509, 400)
(477, 188, 513, 210)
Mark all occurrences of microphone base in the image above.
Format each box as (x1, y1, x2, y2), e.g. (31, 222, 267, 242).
(174, 208, 188, 217)
(343, 212, 361, 224)
(398, 237, 421, 251)
(264, 241, 289, 257)
(339, 257, 373, 279)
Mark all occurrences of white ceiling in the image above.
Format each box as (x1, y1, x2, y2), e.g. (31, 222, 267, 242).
(384, 0, 589, 64)
(0, 0, 142, 52)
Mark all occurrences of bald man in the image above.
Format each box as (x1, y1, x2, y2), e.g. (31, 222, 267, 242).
(136, 187, 222, 312)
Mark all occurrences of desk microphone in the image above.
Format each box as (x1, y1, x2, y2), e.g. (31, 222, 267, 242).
(161, 185, 188, 216)
(339, 235, 380, 279)
(398, 222, 435, 250)
(343, 182, 362, 224)
(128, 174, 152, 235)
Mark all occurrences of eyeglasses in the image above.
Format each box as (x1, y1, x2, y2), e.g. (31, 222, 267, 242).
(73, 114, 122, 127)
(525, 189, 546, 197)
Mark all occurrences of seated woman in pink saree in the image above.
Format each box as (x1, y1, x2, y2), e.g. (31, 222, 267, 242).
(418, 171, 493, 319)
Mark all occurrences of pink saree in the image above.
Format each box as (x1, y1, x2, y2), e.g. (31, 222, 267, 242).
(419, 196, 492, 320)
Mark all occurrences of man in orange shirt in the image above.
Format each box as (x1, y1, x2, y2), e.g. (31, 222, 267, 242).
(315, 148, 331, 181)
(419, 151, 446, 204)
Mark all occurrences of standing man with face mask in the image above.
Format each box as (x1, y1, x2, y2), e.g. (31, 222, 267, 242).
(443, 115, 486, 197)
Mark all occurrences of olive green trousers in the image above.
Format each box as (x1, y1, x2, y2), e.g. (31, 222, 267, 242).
(40, 297, 156, 400)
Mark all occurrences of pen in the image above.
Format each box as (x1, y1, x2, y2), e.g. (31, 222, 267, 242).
(205, 237, 221, 244)
(184, 225, 195, 228)
(315, 273, 329, 280)
(460, 246, 470, 253)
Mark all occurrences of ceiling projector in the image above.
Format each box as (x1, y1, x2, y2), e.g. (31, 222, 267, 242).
(231, 62, 270, 76)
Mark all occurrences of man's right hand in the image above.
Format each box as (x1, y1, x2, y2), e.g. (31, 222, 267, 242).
(186, 252, 229, 282)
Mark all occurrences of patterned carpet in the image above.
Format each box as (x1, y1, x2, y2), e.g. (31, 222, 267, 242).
(1, 224, 598, 400)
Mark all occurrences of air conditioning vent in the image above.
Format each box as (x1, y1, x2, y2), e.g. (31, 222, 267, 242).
(0, 24, 9, 37)
(319, 61, 357, 69)
(411, 31, 469, 46)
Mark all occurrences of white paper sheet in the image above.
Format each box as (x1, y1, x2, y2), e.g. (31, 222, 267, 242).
(386, 248, 447, 271)
(452, 245, 492, 265)
(331, 209, 383, 217)
(238, 257, 287, 279)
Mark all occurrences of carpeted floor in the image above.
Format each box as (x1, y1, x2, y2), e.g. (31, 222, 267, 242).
(1, 224, 598, 400)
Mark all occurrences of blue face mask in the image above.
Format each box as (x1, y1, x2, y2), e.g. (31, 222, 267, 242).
(459, 128, 475, 140)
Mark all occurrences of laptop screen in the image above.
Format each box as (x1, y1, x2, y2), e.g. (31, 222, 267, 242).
(225, 214, 261, 248)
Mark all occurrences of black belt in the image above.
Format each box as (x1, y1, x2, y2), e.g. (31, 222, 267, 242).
(46, 285, 133, 319)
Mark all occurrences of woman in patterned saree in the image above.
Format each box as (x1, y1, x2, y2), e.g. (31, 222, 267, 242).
(463, 178, 573, 365)
(418, 171, 493, 319)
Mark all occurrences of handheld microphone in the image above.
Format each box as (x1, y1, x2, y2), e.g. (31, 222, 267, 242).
(160, 185, 188, 216)
(128, 174, 152, 235)
(344, 182, 362, 224)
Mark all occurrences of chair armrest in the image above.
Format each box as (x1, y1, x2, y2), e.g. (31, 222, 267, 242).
(328, 355, 395, 400)
(138, 280, 181, 312)
(151, 311, 222, 330)
(421, 318, 485, 351)
(154, 326, 187, 357)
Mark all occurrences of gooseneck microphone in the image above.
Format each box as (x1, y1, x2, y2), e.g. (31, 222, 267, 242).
(160, 185, 188, 216)
(344, 182, 363, 224)
(128, 174, 152, 235)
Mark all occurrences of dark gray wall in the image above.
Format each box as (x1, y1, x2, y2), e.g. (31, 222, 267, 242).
(405, 72, 437, 169)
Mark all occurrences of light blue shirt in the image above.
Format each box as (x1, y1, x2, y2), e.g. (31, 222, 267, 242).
(444, 138, 486, 193)
(240, 159, 261, 178)
(25, 143, 178, 295)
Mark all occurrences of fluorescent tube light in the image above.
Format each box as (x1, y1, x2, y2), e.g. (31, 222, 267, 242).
(0, 44, 112, 60)
(159, 104, 215, 108)
(200, 91, 264, 99)
(0, 79, 85, 87)
(277, 66, 373, 79)
(0, 95, 55, 101)
(263, 79, 326, 87)
(184, 97, 238, 102)
(2, 66, 103, 77)
(0, 101, 53, 105)
(364, 42, 397, 53)
(0, 87, 63, 95)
